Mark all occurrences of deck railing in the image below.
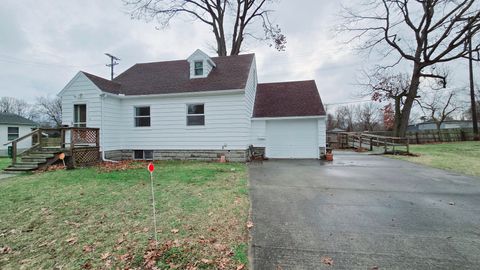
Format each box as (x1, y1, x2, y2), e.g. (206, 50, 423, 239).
(331, 132, 409, 154)
(3, 127, 100, 165)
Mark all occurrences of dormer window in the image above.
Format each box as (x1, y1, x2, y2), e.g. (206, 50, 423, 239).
(194, 61, 204, 76)
(187, 49, 216, 79)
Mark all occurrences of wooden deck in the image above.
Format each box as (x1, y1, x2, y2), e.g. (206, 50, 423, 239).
(329, 132, 410, 154)
(3, 127, 100, 172)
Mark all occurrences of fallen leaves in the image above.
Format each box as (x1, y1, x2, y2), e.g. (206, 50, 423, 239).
(66, 237, 78, 245)
(246, 221, 254, 229)
(1, 246, 12, 254)
(171, 228, 179, 234)
(117, 237, 125, 245)
(97, 160, 146, 172)
(321, 256, 334, 266)
(83, 244, 94, 253)
(100, 252, 111, 260)
(119, 253, 132, 262)
(200, 258, 213, 264)
(81, 261, 92, 269)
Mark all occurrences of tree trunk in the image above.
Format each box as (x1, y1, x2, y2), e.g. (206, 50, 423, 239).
(215, 34, 227, 56)
(397, 66, 422, 136)
(393, 97, 402, 137)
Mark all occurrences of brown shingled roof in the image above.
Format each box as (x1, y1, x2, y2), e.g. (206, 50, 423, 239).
(253, 80, 326, 118)
(82, 72, 121, 94)
(83, 54, 254, 95)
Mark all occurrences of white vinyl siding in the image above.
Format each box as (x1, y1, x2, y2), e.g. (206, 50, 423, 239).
(0, 124, 35, 156)
(244, 57, 257, 118)
(60, 72, 102, 129)
(117, 93, 249, 150)
(101, 95, 123, 151)
(250, 120, 266, 147)
(318, 117, 327, 149)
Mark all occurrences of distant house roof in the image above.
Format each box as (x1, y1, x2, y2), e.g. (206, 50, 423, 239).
(253, 80, 326, 118)
(81, 53, 255, 96)
(0, 112, 37, 126)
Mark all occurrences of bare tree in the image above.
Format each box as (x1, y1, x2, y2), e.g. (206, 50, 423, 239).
(364, 72, 414, 135)
(341, 0, 480, 136)
(124, 0, 286, 56)
(327, 113, 337, 130)
(356, 103, 381, 131)
(0, 97, 32, 118)
(335, 105, 356, 131)
(419, 90, 459, 131)
(35, 96, 62, 127)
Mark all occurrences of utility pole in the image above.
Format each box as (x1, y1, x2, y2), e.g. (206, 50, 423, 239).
(105, 53, 120, 80)
(466, 17, 479, 139)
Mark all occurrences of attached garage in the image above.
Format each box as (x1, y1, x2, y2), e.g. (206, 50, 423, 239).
(266, 119, 318, 159)
(251, 80, 327, 159)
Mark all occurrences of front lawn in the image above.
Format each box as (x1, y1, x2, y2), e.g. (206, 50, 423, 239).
(0, 157, 10, 170)
(0, 161, 249, 269)
(392, 141, 480, 177)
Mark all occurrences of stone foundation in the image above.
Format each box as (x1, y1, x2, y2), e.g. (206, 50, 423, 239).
(104, 149, 247, 162)
(103, 150, 134, 161)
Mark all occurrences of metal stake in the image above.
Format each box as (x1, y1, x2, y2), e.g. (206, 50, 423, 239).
(150, 171, 158, 245)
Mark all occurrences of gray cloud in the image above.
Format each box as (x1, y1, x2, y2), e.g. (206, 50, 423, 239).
(0, 0, 472, 111)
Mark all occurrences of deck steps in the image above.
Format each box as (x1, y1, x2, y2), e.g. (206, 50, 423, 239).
(4, 148, 63, 172)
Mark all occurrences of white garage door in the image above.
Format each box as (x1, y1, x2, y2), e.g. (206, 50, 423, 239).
(266, 119, 318, 159)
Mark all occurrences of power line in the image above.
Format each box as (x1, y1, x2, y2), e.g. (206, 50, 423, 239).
(0, 54, 104, 68)
(325, 99, 373, 106)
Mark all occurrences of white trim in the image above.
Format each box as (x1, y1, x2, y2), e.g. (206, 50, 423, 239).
(186, 103, 205, 127)
(252, 115, 326, 121)
(133, 105, 152, 128)
(73, 103, 87, 127)
(100, 89, 244, 99)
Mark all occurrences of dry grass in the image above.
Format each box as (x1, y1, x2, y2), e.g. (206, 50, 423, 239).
(391, 141, 480, 177)
(0, 161, 249, 269)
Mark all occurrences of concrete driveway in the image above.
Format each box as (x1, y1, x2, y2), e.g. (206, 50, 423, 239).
(249, 152, 480, 270)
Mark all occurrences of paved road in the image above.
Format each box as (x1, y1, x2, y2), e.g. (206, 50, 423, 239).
(249, 152, 480, 270)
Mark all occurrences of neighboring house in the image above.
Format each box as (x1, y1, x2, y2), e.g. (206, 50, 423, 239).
(0, 112, 37, 157)
(59, 49, 326, 161)
(407, 120, 480, 132)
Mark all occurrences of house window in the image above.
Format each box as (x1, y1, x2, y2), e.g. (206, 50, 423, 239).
(7, 127, 19, 141)
(134, 150, 153, 160)
(194, 61, 203, 76)
(187, 104, 205, 126)
(73, 104, 87, 127)
(134, 106, 151, 127)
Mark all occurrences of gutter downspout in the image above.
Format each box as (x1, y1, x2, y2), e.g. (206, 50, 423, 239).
(100, 93, 118, 163)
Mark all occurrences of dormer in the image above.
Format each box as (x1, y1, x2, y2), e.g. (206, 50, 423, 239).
(187, 49, 216, 79)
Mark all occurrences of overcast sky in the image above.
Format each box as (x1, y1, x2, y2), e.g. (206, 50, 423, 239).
(0, 0, 475, 111)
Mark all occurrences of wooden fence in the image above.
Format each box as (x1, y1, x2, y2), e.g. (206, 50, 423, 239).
(406, 128, 477, 144)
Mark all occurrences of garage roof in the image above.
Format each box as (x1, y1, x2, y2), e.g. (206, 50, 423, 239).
(253, 80, 326, 118)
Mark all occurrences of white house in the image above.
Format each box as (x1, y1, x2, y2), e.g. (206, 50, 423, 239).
(0, 112, 37, 157)
(58, 50, 326, 161)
